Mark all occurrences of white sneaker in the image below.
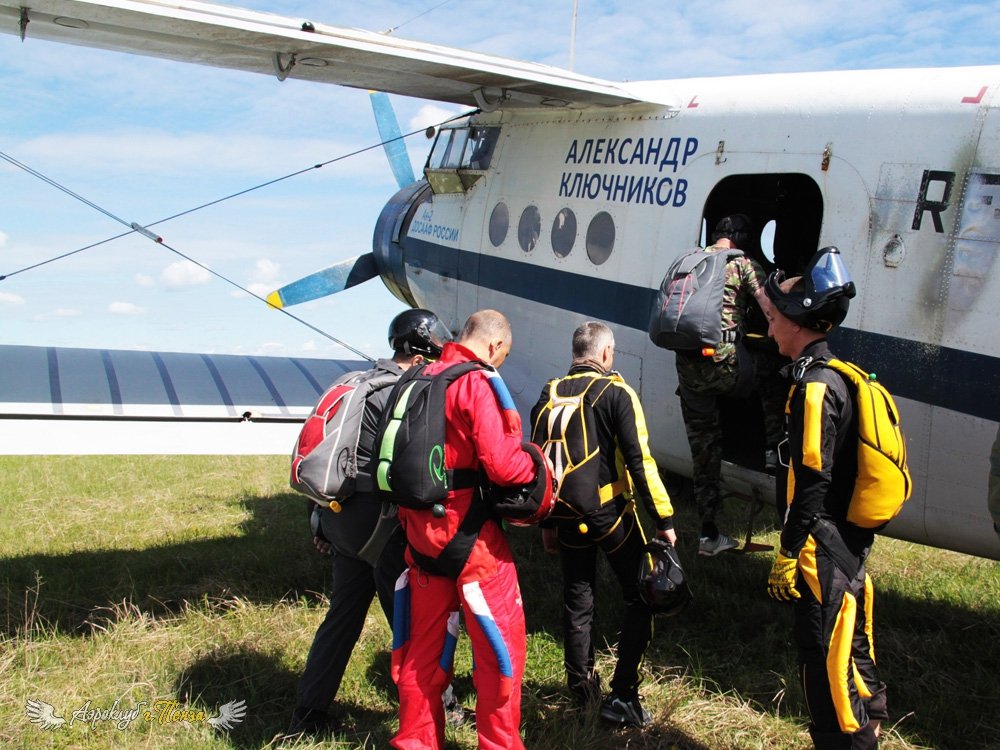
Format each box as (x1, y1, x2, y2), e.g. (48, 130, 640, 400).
(698, 533, 739, 556)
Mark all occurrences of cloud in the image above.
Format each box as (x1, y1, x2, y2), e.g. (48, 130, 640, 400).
(135, 273, 155, 287)
(33, 308, 81, 321)
(255, 341, 287, 356)
(251, 258, 281, 282)
(162, 261, 211, 287)
(410, 104, 465, 132)
(245, 282, 273, 297)
(108, 301, 145, 315)
(0, 291, 24, 305)
(0, 230, 7, 248)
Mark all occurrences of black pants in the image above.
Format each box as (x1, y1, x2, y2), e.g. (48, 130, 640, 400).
(295, 526, 407, 714)
(795, 532, 887, 749)
(555, 499, 653, 701)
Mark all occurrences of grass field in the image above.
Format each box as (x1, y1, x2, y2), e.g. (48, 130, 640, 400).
(1, 455, 998, 749)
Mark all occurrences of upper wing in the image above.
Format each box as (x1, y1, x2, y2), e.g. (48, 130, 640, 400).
(0, 0, 647, 109)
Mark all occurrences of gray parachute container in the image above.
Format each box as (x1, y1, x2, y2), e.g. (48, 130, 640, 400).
(648, 248, 743, 351)
(290, 368, 398, 506)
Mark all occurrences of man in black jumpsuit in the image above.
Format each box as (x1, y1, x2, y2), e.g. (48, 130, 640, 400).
(761, 248, 888, 749)
(288, 309, 453, 735)
(531, 321, 676, 728)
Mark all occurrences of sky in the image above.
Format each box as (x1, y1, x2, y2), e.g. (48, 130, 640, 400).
(1, 0, 998, 361)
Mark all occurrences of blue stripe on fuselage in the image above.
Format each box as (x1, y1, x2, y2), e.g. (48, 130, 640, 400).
(405, 237, 1000, 422)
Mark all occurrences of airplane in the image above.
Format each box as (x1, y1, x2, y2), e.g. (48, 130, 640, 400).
(0, 0, 998, 561)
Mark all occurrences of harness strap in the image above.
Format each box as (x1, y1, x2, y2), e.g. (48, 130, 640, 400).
(408, 494, 492, 580)
(447, 469, 480, 491)
(358, 468, 480, 495)
(598, 478, 630, 504)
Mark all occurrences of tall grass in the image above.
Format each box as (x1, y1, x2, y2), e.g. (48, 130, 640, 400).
(1, 456, 997, 749)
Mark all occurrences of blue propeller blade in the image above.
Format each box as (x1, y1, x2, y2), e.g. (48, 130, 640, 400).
(369, 90, 416, 189)
(267, 253, 378, 308)
(267, 95, 412, 308)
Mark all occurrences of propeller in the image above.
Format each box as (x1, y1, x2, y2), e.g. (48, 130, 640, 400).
(266, 253, 378, 309)
(266, 91, 419, 308)
(369, 90, 416, 190)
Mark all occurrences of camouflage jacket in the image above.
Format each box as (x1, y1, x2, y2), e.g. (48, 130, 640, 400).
(708, 244, 766, 362)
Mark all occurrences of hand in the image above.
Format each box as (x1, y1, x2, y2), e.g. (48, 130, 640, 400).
(767, 552, 801, 602)
(541, 527, 559, 554)
(656, 527, 677, 546)
(313, 536, 332, 556)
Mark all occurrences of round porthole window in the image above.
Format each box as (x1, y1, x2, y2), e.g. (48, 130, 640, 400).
(586, 211, 615, 265)
(518, 205, 541, 253)
(489, 202, 509, 247)
(551, 208, 576, 258)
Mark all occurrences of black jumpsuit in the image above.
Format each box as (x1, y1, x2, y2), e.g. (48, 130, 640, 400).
(531, 364, 674, 702)
(781, 339, 888, 749)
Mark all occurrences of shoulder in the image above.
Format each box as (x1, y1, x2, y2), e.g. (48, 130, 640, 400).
(372, 357, 403, 373)
(731, 255, 764, 280)
(798, 363, 851, 407)
(603, 373, 639, 404)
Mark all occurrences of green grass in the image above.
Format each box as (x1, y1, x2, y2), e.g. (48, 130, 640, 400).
(1, 456, 998, 749)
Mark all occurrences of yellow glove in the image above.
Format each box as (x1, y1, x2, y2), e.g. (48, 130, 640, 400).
(767, 552, 801, 602)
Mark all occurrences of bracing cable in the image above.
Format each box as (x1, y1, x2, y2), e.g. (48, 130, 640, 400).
(0, 107, 479, 360)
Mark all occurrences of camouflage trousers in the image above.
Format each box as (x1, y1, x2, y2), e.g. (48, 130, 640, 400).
(675, 353, 743, 528)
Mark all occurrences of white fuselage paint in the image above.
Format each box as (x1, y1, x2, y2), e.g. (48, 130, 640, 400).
(397, 67, 1000, 559)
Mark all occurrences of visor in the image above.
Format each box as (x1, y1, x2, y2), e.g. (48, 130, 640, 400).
(764, 246, 855, 331)
(425, 318, 454, 349)
(808, 247, 854, 295)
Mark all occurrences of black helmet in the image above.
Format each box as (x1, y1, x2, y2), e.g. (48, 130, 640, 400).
(711, 213, 751, 249)
(388, 309, 452, 359)
(638, 538, 692, 616)
(486, 443, 557, 527)
(764, 246, 857, 332)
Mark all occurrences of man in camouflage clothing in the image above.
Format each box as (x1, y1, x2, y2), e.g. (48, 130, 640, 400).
(675, 214, 770, 556)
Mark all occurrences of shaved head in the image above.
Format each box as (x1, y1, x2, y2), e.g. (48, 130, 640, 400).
(459, 309, 511, 346)
(458, 309, 512, 367)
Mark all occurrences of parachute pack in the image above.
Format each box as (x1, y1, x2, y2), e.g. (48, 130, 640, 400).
(373, 360, 483, 509)
(800, 358, 913, 528)
(290, 367, 399, 507)
(648, 247, 743, 351)
(530, 373, 620, 514)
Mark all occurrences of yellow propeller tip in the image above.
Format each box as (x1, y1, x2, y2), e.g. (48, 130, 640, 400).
(265, 291, 284, 309)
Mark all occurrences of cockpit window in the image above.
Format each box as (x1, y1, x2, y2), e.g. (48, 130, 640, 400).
(427, 126, 500, 170)
(425, 125, 501, 194)
(466, 127, 499, 169)
(442, 129, 470, 169)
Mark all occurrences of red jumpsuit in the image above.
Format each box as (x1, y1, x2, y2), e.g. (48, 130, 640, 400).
(390, 342, 536, 750)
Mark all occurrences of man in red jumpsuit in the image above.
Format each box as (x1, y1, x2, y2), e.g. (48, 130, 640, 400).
(391, 309, 543, 750)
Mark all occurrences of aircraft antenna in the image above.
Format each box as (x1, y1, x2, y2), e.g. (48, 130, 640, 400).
(379, 0, 458, 35)
(569, 0, 579, 71)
